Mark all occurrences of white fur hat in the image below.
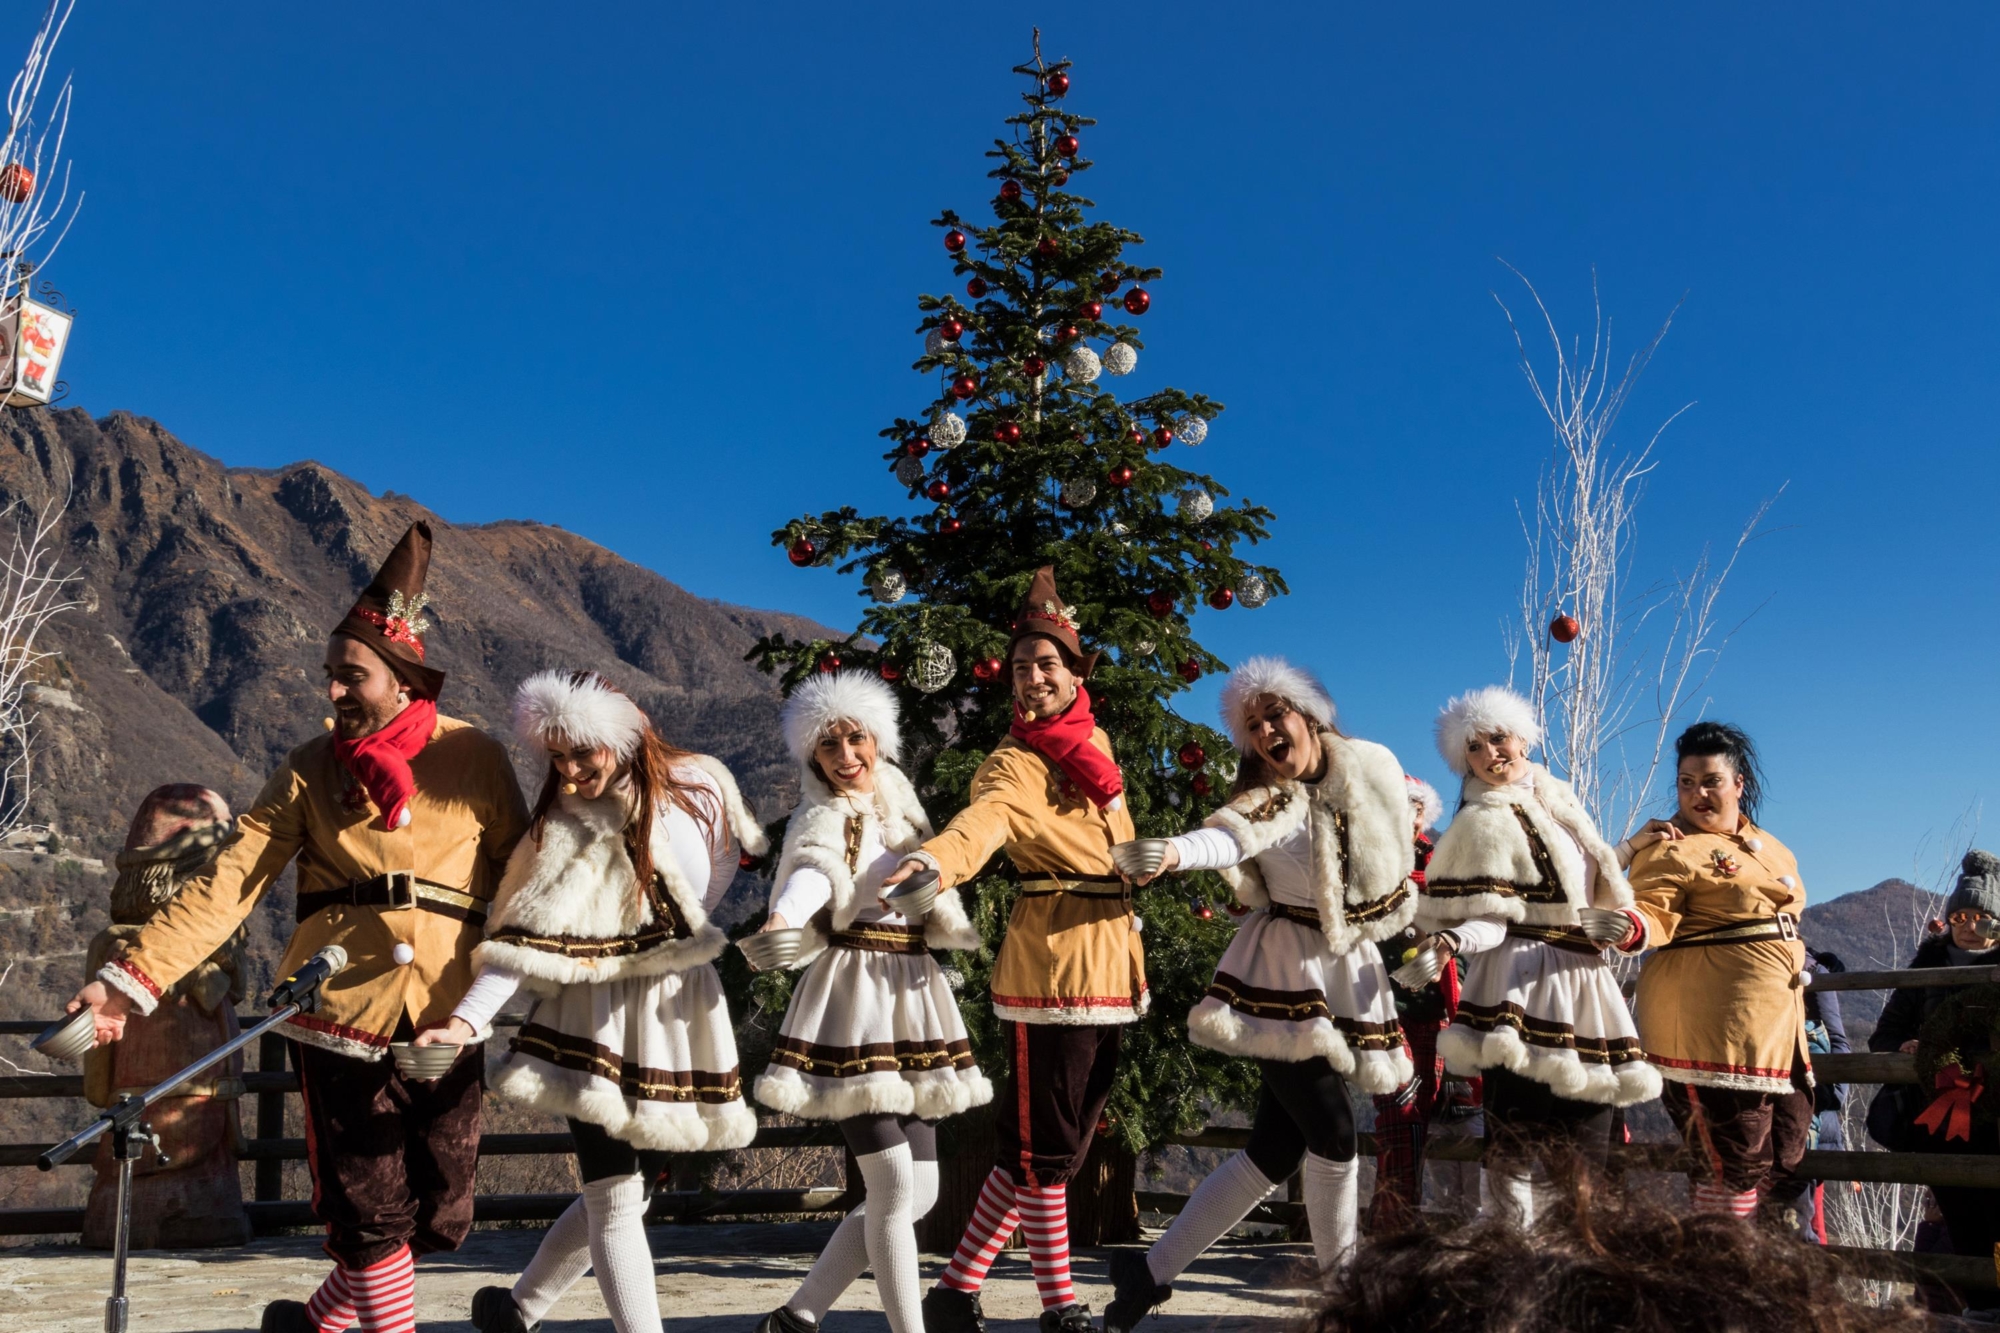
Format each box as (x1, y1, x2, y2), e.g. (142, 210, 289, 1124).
(1405, 775, 1443, 832)
(1434, 685, 1542, 776)
(782, 671, 903, 765)
(514, 670, 649, 760)
(1219, 656, 1335, 752)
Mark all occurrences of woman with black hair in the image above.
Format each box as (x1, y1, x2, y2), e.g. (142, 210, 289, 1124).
(1623, 721, 1815, 1223)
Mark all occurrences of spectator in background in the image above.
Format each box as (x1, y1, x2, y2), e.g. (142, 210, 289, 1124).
(1798, 947, 1850, 1243)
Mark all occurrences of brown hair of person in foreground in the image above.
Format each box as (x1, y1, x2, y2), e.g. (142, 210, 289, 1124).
(1309, 1180, 1930, 1333)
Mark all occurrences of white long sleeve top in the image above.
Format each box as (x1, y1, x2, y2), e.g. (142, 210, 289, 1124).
(770, 801, 910, 928)
(451, 766, 734, 1033)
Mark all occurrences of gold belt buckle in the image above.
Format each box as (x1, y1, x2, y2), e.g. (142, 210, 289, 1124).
(1776, 913, 1798, 942)
(382, 870, 418, 911)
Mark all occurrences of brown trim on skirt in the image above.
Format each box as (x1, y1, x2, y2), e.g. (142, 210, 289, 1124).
(770, 1034, 978, 1076)
(1454, 999, 1648, 1066)
(510, 1023, 742, 1103)
(1203, 971, 1406, 1050)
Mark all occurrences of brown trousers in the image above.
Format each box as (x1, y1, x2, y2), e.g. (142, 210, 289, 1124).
(993, 1020, 1121, 1187)
(1663, 1079, 1812, 1198)
(294, 1039, 484, 1268)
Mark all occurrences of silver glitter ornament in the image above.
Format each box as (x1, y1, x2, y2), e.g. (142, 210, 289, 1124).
(910, 640, 956, 694)
(869, 570, 908, 604)
(1181, 489, 1214, 522)
(929, 413, 967, 450)
(895, 456, 926, 487)
(1178, 415, 1209, 446)
(923, 328, 948, 356)
(1060, 477, 1098, 508)
(1236, 573, 1271, 609)
(1103, 342, 1138, 376)
(1135, 639, 1156, 656)
(1063, 345, 1102, 383)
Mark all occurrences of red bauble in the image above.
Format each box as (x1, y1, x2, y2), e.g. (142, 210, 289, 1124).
(0, 163, 32, 204)
(1152, 427, 1175, 449)
(904, 436, 931, 457)
(1045, 71, 1071, 97)
(1126, 426, 1146, 445)
(1146, 591, 1176, 618)
(1178, 658, 1202, 683)
(1100, 270, 1122, 294)
(1080, 300, 1103, 321)
(972, 656, 1003, 682)
(1550, 614, 1582, 644)
(1052, 170, 1070, 186)
(925, 479, 952, 501)
(1058, 324, 1080, 343)
(1207, 587, 1235, 611)
(996, 420, 1023, 444)
(817, 653, 842, 674)
(944, 229, 967, 252)
(787, 537, 818, 567)
(1023, 355, 1047, 377)
(879, 661, 904, 683)
(1123, 288, 1152, 315)
(938, 516, 964, 535)
(1191, 773, 1213, 797)
(1194, 901, 1215, 920)
(1178, 742, 1208, 770)
(1037, 236, 1060, 258)
(939, 316, 965, 341)
(1055, 133, 1080, 158)
(1200, 540, 1215, 552)
(951, 373, 979, 400)
(999, 178, 1023, 202)
(966, 276, 988, 298)
(1107, 464, 1136, 488)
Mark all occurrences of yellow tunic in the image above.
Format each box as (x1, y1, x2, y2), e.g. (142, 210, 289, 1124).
(105, 716, 529, 1059)
(921, 733, 1144, 1025)
(1629, 822, 1809, 1094)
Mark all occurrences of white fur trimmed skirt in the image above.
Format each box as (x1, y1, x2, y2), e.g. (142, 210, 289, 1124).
(492, 962, 757, 1152)
(1186, 909, 1412, 1095)
(754, 923, 993, 1122)
(1439, 933, 1661, 1108)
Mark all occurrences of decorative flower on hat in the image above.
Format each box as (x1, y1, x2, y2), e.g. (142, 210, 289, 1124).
(358, 590, 433, 657)
(1019, 597, 1079, 635)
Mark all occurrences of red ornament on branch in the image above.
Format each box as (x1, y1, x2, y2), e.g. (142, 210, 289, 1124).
(1080, 300, 1103, 321)
(995, 420, 1023, 444)
(972, 656, 1004, 682)
(944, 229, 967, 253)
(1194, 900, 1214, 920)
(787, 537, 818, 567)
(925, 480, 952, 501)
(817, 653, 842, 674)
(879, 661, 904, 683)
(1037, 236, 1061, 259)
(904, 437, 931, 457)
(999, 179, 1023, 202)
(1107, 464, 1136, 489)
(1099, 271, 1122, 294)
(951, 373, 980, 400)
(1058, 324, 1079, 344)
(1127, 426, 1146, 446)
(1178, 742, 1207, 770)
(1123, 288, 1152, 315)
(1045, 71, 1070, 97)
(1152, 427, 1175, 449)
(1178, 659, 1202, 683)
(0, 163, 32, 204)
(938, 515, 964, 535)
(1147, 591, 1176, 618)
(1052, 170, 1070, 186)
(939, 317, 965, 341)
(966, 276, 988, 298)
(1023, 355, 1047, 377)
(1207, 587, 1235, 610)
(1550, 614, 1581, 644)
(1055, 133, 1080, 158)
(1191, 773, 1213, 797)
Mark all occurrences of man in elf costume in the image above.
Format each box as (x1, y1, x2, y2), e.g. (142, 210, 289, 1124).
(883, 566, 1143, 1333)
(68, 522, 529, 1333)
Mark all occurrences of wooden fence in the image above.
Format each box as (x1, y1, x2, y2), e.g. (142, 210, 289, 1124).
(1, 961, 1994, 1292)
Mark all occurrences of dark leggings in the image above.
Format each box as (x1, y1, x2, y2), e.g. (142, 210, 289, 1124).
(569, 1116, 672, 1190)
(840, 1113, 938, 1161)
(1244, 1057, 1357, 1182)
(1482, 1068, 1613, 1168)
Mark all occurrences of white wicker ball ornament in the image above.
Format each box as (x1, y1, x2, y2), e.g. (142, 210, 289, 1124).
(1103, 342, 1138, 376)
(1181, 489, 1214, 522)
(1063, 346, 1102, 383)
(869, 570, 908, 604)
(1178, 415, 1209, 446)
(1236, 572, 1271, 609)
(1060, 477, 1098, 508)
(910, 640, 956, 694)
(929, 413, 967, 450)
(895, 456, 925, 487)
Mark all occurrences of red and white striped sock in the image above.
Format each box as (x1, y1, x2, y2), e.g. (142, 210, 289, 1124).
(1018, 1184, 1075, 1310)
(304, 1264, 355, 1332)
(348, 1245, 417, 1333)
(1689, 1182, 1759, 1218)
(939, 1169, 1019, 1293)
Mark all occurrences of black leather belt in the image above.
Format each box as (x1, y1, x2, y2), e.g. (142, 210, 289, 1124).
(1507, 922, 1604, 955)
(295, 871, 486, 924)
(1267, 902, 1322, 929)
(1659, 912, 1799, 951)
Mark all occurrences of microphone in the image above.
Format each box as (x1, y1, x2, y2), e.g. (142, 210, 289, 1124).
(269, 945, 349, 1010)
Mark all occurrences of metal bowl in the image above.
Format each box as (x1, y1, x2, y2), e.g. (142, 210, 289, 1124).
(1111, 838, 1172, 881)
(390, 1041, 462, 1081)
(32, 1008, 97, 1064)
(883, 867, 940, 921)
(737, 928, 806, 972)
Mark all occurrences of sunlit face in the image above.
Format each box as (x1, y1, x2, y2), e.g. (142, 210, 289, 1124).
(1011, 636, 1079, 720)
(1242, 694, 1323, 782)
(815, 721, 879, 794)
(1677, 754, 1744, 835)
(548, 738, 622, 800)
(324, 636, 409, 739)
(1464, 730, 1531, 786)
(1948, 910, 1997, 952)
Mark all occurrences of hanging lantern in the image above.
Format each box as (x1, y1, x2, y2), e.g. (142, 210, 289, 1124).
(0, 296, 74, 408)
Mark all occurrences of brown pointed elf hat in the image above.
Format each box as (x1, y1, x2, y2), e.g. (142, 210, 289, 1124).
(1008, 565, 1098, 678)
(332, 521, 445, 699)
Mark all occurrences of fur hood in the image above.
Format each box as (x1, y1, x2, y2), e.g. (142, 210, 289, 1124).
(769, 760, 981, 961)
(1420, 764, 1631, 928)
(478, 755, 764, 990)
(1205, 734, 1417, 951)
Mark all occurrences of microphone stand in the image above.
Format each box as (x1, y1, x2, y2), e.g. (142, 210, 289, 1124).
(40, 971, 334, 1333)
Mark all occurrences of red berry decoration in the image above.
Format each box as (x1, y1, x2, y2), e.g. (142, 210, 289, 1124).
(996, 420, 1023, 444)
(1037, 236, 1060, 258)
(1080, 300, 1103, 321)
(999, 178, 1023, 202)
(1147, 591, 1176, 618)
(817, 653, 842, 674)
(1192, 773, 1213, 797)
(951, 373, 979, 400)
(1023, 355, 1047, 377)
(1152, 427, 1175, 449)
(1123, 288, 1152, 315)
(1194, 900, 1215, 920)
(1055, 133, 1080, 158)
(972, 656, 1003, 682)
(1178, 658, 1202, 683)
(944, 229, 967, 252)
(1046, 71, 1070, 97)
(787, 537, 818, 567)
(925, 479, 952, 501)
(1550, 614, 1582, 643)
(1107, 464, 1136, 489)
(879, 661, 904, 683)
(1207, 587, 1235, 611)
(1178, 741, 1208, 770)
(1100, 271, 1122, 294)
(966, 276, 988, 298)
(939, 316, 965, 341)
(938, 516, 964, 535)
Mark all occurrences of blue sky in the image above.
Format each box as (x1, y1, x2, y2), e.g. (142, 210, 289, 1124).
(44, 4, 1996, 900)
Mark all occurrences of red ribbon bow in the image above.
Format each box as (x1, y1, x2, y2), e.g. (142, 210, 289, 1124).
(1913, 1061, 1985, 1143)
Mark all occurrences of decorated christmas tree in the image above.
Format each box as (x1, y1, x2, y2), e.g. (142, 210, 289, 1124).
(745, 36, 1287, 1223)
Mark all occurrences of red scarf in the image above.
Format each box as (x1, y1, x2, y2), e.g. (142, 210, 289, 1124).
(1011, 685, 1124, 811)
(334, 698, 437, 830)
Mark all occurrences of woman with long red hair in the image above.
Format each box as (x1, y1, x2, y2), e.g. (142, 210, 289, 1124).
(413, 670, 767, 1333)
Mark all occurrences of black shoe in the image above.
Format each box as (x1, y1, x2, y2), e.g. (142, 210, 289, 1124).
(756, 1308, 819, 1333)
(1040, 1302, 1094, 1333)
(1102, 1248, 1172, 1333)
(922, 1284, 987, 1333)
(471, 1285, 540, 1333)
(259, 1301, 313, 1333)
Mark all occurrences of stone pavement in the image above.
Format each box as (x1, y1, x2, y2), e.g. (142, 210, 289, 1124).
(0, 1223, 1317, 1332)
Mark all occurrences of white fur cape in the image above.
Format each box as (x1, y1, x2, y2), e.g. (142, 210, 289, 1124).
(1420, 764, 1631, 928)
(1204, 734, 1417, 954)
(768, 760, 980, 964)
(477, 754, 767, 991)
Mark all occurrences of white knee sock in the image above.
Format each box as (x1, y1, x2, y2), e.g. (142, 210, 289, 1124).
(859, 1146, 923, 1333)
(583, 1173, 661, 1333)
(1529, 1174, 1564, 1224)
(512, 1195, 593, 1323)
(791, 1207, 870, 1320)
(1301, 1153, 1358, 1276)
(1481, 1163, 1535, 1229)
(913, 1158, 940, 1221)
(1145, 1153, 1278, 1286)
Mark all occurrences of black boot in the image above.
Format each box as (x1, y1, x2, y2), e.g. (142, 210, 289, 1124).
(259, 1301, 313, 1333)
(755, 1308, 820, 1333)
(1039, 1301, 1094, 1333)
(471, 1285, 540, 1333)
(922, 1284, 987, 1333)
(1101, 1248, 1172, 1333)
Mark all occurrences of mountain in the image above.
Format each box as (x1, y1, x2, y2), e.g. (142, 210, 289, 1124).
(1799, 877, 1943, 1046)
